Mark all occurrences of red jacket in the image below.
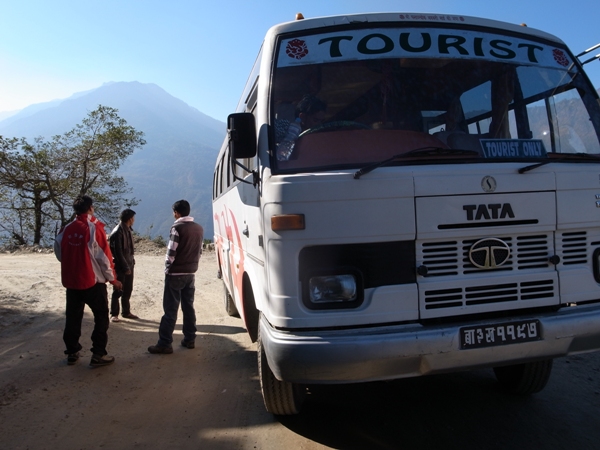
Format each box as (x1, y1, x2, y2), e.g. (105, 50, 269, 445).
(54, 214, 117, 290)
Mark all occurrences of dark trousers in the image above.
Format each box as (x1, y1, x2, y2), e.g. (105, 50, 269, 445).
(111, 269, 134, 316)
(63, 283, 110, 356)
(157, 274, 197, 347)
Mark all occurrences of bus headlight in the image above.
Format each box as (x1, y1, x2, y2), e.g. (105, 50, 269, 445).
(309, 274, 357, 303)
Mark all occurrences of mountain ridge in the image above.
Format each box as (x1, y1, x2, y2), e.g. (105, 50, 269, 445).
(0, 81, 225, 240)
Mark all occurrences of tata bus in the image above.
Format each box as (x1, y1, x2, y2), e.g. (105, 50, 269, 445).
(212, 12, 600, 415)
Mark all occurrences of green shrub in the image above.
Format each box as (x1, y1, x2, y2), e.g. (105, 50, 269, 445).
(152, 235, 166, 247)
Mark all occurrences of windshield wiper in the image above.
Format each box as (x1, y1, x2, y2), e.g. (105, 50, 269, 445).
(518, 153, 600, 174)
(353, 147, 479, 179)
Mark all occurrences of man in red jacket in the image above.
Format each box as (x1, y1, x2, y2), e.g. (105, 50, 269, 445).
(54, 195, 122, 367)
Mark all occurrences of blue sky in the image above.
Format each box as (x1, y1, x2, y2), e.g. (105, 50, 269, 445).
(1, 0, 599, 122)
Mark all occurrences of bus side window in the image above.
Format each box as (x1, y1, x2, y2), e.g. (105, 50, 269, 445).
(244, 83, 258, 174)
(245, 78, 258, 113)
(218, 154, 227, 194)
(212, 169, 218, 199)
(226, 150, 231, 188)
(213, 159, 225, 198)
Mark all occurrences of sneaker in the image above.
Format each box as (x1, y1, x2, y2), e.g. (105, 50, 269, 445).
(90, 354, 115, 367)
(122, 313, 139, 320)
(181, 339, 195, 349)
(67, 352, 80, 365)
(148, 345, 173, 354)
(110, 316, 120, 323)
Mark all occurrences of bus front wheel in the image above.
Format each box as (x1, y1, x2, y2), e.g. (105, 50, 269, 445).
(257, 319, 306, 415)
(493, 359, 553, 394)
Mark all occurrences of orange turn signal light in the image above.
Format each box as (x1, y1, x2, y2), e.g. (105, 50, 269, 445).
(271, 214, 305, 231)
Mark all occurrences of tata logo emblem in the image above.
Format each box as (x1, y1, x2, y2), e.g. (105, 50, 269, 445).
(481, 176, 497, 193)
(463, 203, 515, 221)
(469, 238, 511, 269)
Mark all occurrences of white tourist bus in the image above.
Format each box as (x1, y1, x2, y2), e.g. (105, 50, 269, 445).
(212, 12, 600, 415)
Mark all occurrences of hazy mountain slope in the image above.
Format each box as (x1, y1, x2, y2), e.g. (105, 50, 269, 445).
(0, 82, 225, 239)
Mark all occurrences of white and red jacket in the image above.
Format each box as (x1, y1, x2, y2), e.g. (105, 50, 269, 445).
(54, 213, 118, 290)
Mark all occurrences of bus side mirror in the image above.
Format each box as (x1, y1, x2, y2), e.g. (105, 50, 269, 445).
(228, 113, 257, 159)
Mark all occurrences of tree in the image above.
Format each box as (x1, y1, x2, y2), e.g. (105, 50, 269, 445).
(0, 105, 145, 245)
(0, 136, 55, 245)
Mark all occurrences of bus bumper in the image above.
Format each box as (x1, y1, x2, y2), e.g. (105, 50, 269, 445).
(259, 304, 600, 384)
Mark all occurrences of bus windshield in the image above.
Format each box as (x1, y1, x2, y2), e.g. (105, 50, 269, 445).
(271, 26, 600, 172)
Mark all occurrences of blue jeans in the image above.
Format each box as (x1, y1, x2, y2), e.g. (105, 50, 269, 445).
(157, 274, 197, 347)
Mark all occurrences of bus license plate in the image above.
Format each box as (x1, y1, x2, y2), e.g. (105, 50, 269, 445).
(460, 319, 541, 350)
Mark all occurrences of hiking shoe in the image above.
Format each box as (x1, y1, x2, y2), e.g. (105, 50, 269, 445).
(67, 352, 80, 365)
(122, 313, 139, 320)
(110, 316, 120, 323)
(148, 345, 173, 354)
(90, 354, 115, 367)
(181, 339, 195, 349)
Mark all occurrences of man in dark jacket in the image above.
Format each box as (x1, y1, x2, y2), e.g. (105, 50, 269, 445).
(109, 209, 139, 322)
(148, 200, 204, 354)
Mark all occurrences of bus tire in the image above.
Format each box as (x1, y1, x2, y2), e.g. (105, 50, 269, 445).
(493, 359, 553, 395)
(223, 282, 239, 317)
(258, 320, 306, 415)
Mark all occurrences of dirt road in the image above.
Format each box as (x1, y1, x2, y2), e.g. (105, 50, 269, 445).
(0, 249, 599, 449)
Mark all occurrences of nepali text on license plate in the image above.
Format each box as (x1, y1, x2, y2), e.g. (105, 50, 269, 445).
(459, 319, 541, 350)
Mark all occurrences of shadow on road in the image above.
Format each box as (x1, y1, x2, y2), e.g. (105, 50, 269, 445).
(1, 302, 599, 449)
(278, 357, 599, 449)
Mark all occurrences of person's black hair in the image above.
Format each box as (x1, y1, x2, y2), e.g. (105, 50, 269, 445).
(172, 200, 191, 217)
(120, 209, 136, 222)
(73, 195, 93, 215)
(295, 94, 326, 118)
